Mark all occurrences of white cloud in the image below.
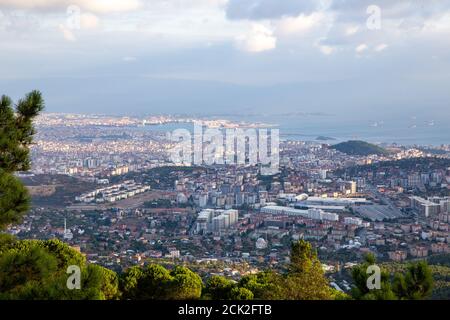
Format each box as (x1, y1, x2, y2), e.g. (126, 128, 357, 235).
(375, 43, 388, 52)
(423, 12, 450, 32)
(276, 12, 326, 35)
(82, 0, 141, 14)
(58, 23, 76, 41)
(123, 56, 137, 62)
(314, 39, 336, 55)
(80, 13, 99, 29)
(319, 44, 335, 55)
(0, 0, 142, 13)
(235, 23, 276, 53)
(345, 25, 359, 36)
(355, 43, 368, 53)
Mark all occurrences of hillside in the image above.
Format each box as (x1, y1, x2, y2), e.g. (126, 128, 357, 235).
(330, 140, 390, 156)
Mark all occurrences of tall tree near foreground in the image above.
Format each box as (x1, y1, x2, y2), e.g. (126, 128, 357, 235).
(0, 91, 44, 229)
(393, 261, 433, 300)
(283, 240, 333, 300)
(351, 253, 397, 300)
(0, 92, 122, 300)
(351, 254, 434, 300)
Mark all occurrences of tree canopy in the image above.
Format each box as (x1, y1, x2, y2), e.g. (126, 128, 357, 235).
(0, 238, 119, 300)
(120, 264, 202, 300)
(351, 253, 433, 300)
(0, 91, 44, 230)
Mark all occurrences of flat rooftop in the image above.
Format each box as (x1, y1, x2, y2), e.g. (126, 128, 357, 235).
(354, 205, 403, 221)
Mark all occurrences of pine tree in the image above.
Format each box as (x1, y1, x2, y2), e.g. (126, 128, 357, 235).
(283, 240, 333, 300)
(0, 91, 44, 230)
(393, 261, 433, 300)
(351, 253, 396, 300)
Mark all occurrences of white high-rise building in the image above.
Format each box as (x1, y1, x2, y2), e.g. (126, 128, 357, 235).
(196, 209, 239, 233)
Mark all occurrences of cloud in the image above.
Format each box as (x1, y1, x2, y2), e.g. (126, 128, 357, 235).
(318, 44, 335, 55)
(375, 43, 388, 52)
(226, 0, 320, 20)
(235, 23, 276, 52)
(80, 13, 99, 29)
(123, 56, 137, 62)
(58, 23, 76, 41)
(0, 0, 142, 13)
(0, 10, 40, 32)
(345, 25, 359, 36)
(314, 38, 336, 55)
(355, 43, 368, 53)
(275, 12, 327, 35)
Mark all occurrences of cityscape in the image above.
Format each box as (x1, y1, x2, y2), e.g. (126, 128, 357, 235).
(5, 112, 449, 299)
(0, 0, 449, 313)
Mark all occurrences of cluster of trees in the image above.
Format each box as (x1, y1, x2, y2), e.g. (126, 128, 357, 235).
(120, 264, 202, 300)
(0, 235, 120, 300)
(351, 253, 433, 300)
(0, 234, 436, 300)
(0, 91, 436, 300)
(120, 239, 341, 300)
(0, 234, 341, 300)
(330, 140, 390, 156)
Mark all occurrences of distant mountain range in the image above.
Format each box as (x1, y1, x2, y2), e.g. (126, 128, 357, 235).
(330, 140, 390, 156)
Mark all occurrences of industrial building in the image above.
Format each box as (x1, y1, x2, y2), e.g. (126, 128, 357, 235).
(260, 205, 339, 221)
(410, 196, 448, 217)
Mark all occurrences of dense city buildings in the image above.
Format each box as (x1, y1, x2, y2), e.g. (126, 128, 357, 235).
(6, 113, 450, 294)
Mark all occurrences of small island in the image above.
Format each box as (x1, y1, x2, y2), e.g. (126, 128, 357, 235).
(330, 140, 390, 156)
(316, 136, 336, 141)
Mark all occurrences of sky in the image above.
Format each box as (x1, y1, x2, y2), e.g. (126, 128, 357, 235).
(1, 0, 450, 123)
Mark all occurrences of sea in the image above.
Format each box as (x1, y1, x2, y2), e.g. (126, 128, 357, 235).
(141, 115, 449, 147)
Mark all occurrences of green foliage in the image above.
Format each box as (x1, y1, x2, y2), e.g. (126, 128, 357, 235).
(94, 264, 121, 300)
(283, 240, 333, 300)
(120, 264, 202, 300)
(0, 238, 86, 268)
(0, 91, 44, 173)
(289, 240, 318, 274)
(120, 264, 171, 299)
(0, 233, 17, 249)
(204, 275, 235, 300)
(4, 235, 434, 301)
(0, 238, 119, 300)
(351, 254, 434, 300)
(239, 271, 284, 300)
(204, 241, 335, 300)
(0, 169, 31, 230)
(351, 254, 396, 300)
(393, 261, 433, 300)
(0, 91, 123, 300)
(0, 245, 58, 299)
(203, 275, 255, 300)
(331, 140, 390, 156)
(330, 289, 351, 300)
(229, 287, 254, 300)
(203, 241, 334, 300)
(0, 91, 44, 230)
(169, 266, 203, 300)
(203, 275, 247, 300)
